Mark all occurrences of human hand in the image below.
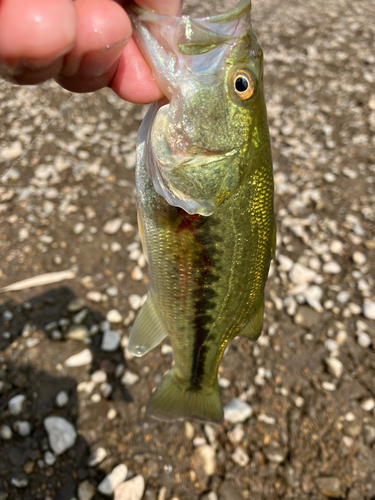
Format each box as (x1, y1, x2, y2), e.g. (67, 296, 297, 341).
(0, 0, 181, 104)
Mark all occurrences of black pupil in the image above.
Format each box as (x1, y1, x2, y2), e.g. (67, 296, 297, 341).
(235, 76, 249, 92)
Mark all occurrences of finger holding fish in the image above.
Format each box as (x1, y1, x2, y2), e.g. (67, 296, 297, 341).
(0, 0, 180, 102)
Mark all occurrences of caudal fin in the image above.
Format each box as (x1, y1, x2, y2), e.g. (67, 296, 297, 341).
(147, 369, 223, 423)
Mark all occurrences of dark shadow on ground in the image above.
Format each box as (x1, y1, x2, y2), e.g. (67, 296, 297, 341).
(0, 287, 135, 499)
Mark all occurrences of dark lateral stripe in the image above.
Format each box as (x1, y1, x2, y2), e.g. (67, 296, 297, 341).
(187, 214, 221, 390)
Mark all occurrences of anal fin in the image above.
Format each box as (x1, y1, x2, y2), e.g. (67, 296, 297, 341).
(128, 296, 168, 357)
(238, 305, 264, 341)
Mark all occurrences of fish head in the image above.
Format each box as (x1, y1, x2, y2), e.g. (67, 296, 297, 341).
(131, 1, 265, 215)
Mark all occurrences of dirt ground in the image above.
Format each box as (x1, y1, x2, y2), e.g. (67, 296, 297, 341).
(0, 0, 375, 499)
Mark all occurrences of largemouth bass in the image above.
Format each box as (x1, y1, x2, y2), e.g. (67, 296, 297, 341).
(127, 0, 275, 423)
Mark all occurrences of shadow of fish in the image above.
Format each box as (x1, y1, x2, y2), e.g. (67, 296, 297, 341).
(126, 0, 276, 423)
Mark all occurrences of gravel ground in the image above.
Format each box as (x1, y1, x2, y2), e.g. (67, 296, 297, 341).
(1, 0, 375, 499)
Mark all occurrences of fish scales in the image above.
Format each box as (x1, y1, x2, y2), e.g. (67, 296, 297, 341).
(127, 0, 275, 423)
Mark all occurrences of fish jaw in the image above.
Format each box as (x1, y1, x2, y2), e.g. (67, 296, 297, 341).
(147, 104, 242, 215)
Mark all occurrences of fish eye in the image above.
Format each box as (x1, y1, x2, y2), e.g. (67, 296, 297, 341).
(232, 70, 255, 100)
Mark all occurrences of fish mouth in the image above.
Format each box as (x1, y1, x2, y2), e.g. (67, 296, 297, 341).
(146, 104, 242, 216)
(128, 0, 252, 99)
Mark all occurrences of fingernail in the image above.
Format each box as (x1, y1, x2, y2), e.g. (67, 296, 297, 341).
(79, 39, 128, 78)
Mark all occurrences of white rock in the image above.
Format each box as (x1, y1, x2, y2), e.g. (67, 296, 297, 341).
(44, 451, 56, 466)
(128, 294, 143, 310)
(277, 254, 294, 272)
(324, 339, 339, 353)
(55, 391, 69, 407)
(65, 349, 92, 367)
(223, 399, 253, 423)
(0, 140, 22, 160)
(336, 291, 350, 304)
(231, 447, 249, 467)
(121, 371, 140, 386)
(357, 332, 371, 348)
(289, 263, 316, 285)
(74, 222, 85, 235)
(13, 420, 31, 436)
(322, 381, 336, 391)
(86, 291, 103, 303)
(87, 447, 107, 467)
(114, 475, 145, 500)
(325, 357, 343, 378)
(91, 370, 107, 384)
(363, 300, 375, 320)
(161, 344, 173, 355)
(0, 424, 12, 440)
(303, 285, 323, 312)
(330, 240, 344, 254)
(106, 309, 123, 323)
(44, 416, 77, 455)
(101, 330, 121, 352)
(78, 480, 95, 500)
(322, 261, 342, 274)
(8, 394, 26, 415)
(361, 399, 375, 412)
(218, 377, 230, 388)
(353, 251, 366, 266)
(98, 464, 128, 496)
(227, 425, 245, 444)
(103, 218, 122, 235)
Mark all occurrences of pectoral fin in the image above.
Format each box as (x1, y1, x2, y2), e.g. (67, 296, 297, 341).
(128, 296, 168, 356)
(238, 305, 264, 341)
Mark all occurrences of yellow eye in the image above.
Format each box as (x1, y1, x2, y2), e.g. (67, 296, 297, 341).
(232, 70, 255, 100)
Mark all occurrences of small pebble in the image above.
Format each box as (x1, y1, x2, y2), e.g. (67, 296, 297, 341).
(128, 294, 143, 310)
(44, 451, 56, 466)
(223, 399, 253, 423)
(0, 424, 12, 440)
(184, 421, 194, 440)
(98, 464, 128, 496)
(322, 381, 336, 391)
(361, 398, 375, 412)
(363, 300, 375, 320)
(231, 447, 249, 467)
(106, 309, 123, 323)
(8, 394, 26, 415)
(101, 330, 121, 351)
(91, 370, 107, 384)
(114, 475, 145, 500)
(357, 332, 371, 348)
(103, 218, 122, 235)
(87, 447, 107, 467)
(13, 420, 31, 437)
(86, 291, 103, 303)
(107, 408, 117, 420)
(322, 261, 342, 274)
(121, 371, 140, 386)
(65, 349, 92, 367)
(325, 357, 343, 378)
(227, 425, 245, 444)
(44, 416, 77, 455)
(78, 480, 95, 500)
(353, 251, 366, 265)
(66, 325, 89, 341)
(55, 391, 69, 407)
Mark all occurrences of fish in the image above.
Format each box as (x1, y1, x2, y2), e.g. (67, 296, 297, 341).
(126, 0, 276, 423)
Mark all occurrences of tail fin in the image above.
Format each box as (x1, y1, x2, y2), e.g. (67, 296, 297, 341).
(146, 369, 223, 423)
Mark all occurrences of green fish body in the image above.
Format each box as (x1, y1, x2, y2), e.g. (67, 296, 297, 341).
(127, 0, 275, 423)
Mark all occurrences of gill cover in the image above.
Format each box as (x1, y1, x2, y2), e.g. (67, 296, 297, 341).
(128, 1, 261, 216)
